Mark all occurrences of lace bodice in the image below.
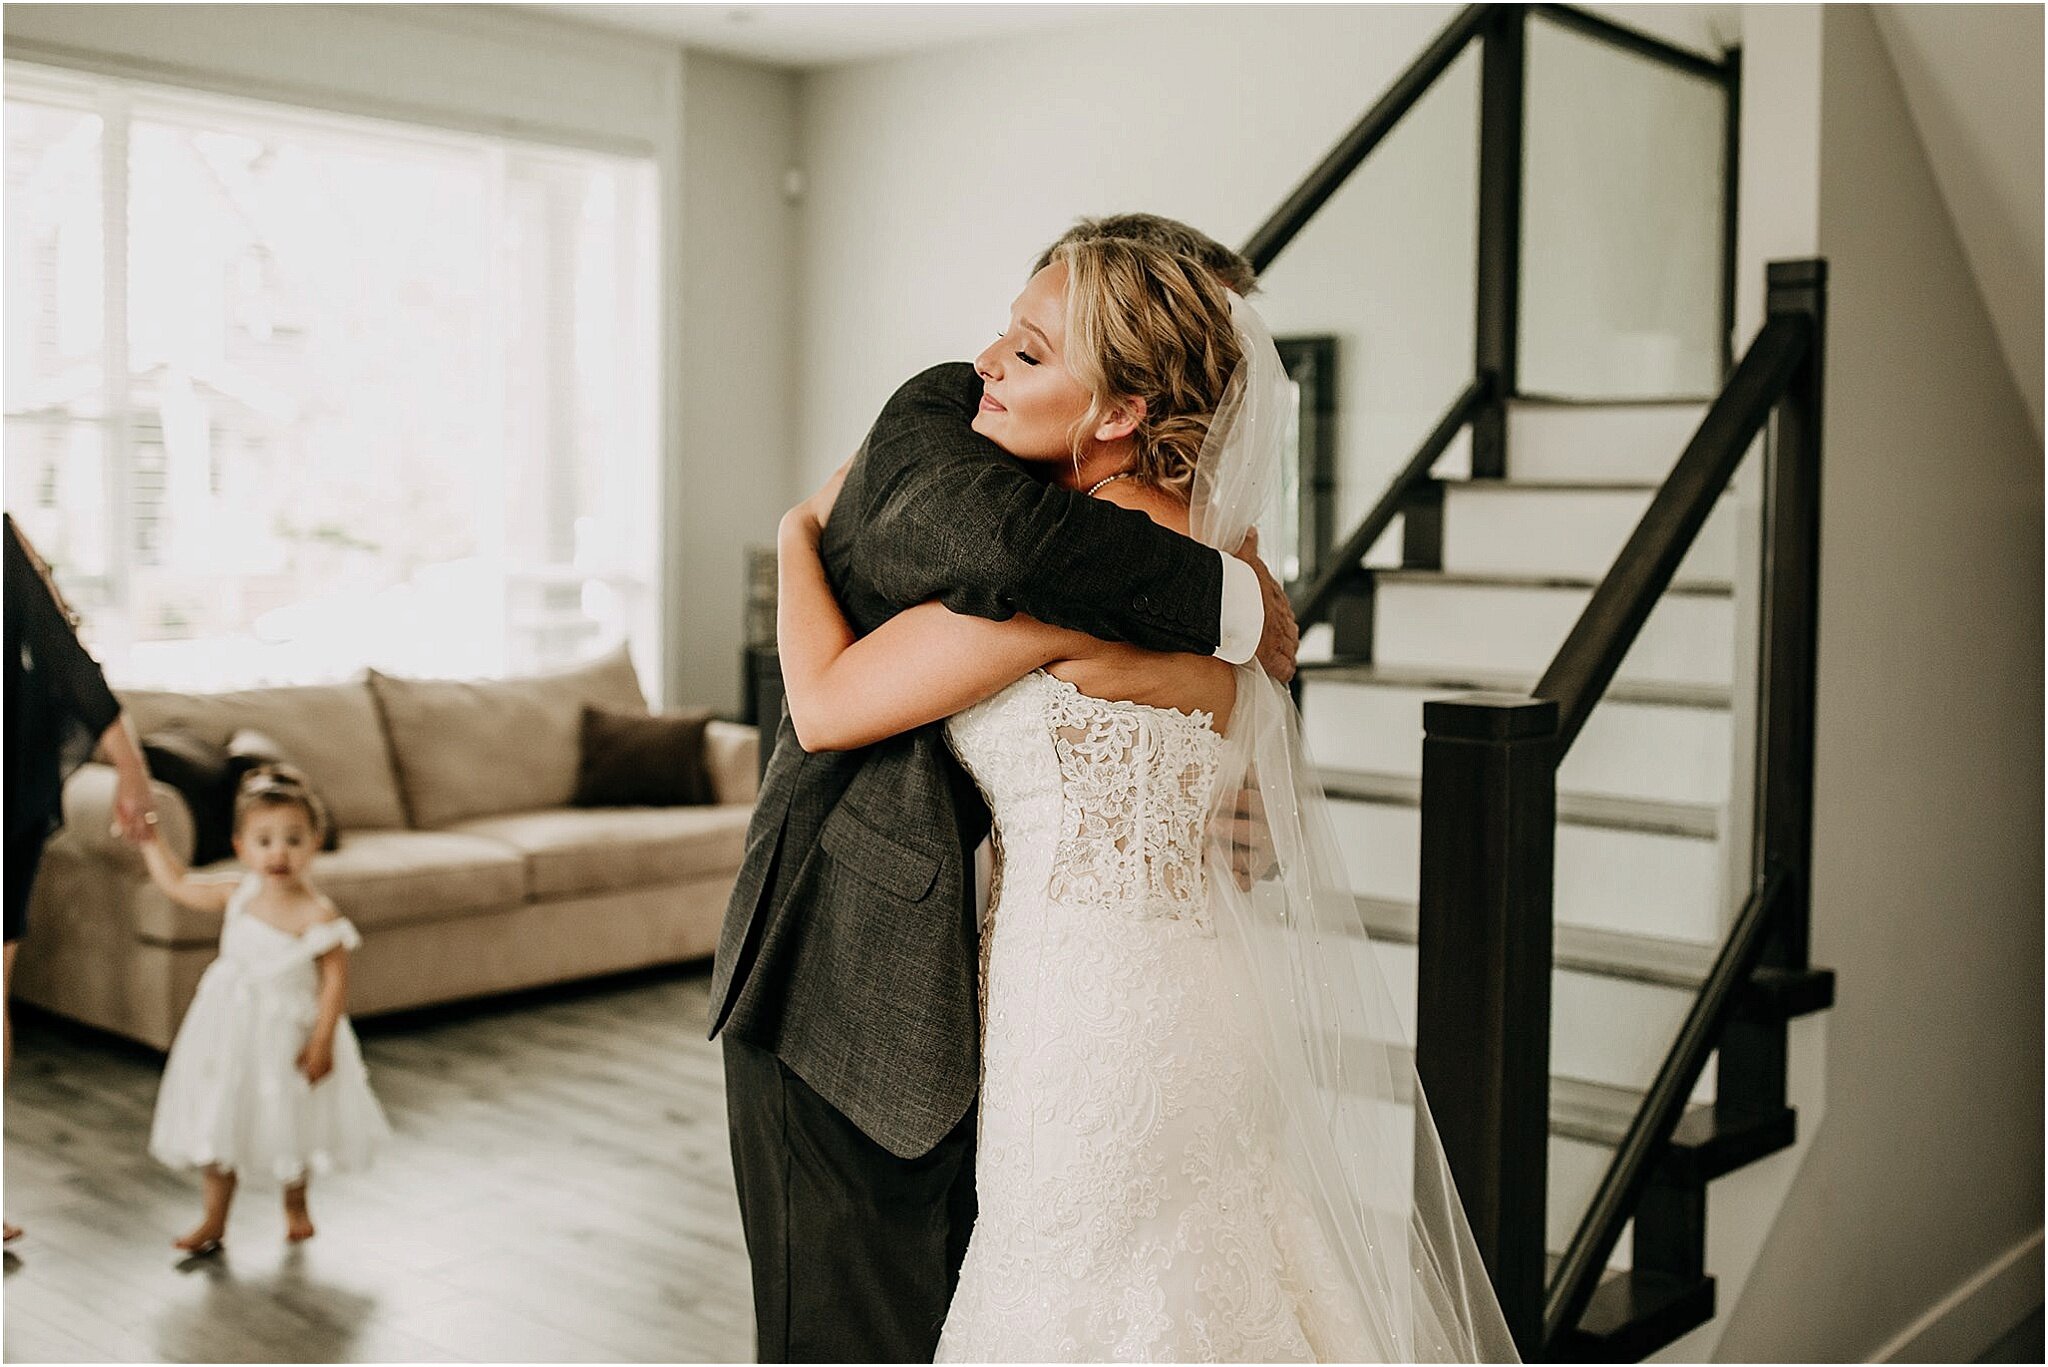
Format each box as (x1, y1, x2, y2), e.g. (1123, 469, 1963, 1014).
(946, 669, 1222, 929)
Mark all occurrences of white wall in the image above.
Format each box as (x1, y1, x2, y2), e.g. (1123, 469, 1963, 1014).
(1711, 4, 2045, 1359)
(2, 2, 799, 712)
(792, 5, 1725, 538)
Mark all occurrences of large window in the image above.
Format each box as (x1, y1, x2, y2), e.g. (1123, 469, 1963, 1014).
(3, 65, 661, 691)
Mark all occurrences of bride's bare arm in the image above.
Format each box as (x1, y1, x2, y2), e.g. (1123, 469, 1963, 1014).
(777, 505, 1084, 753)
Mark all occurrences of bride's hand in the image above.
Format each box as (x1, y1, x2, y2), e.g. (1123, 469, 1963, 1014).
(1236, 530, 1298, 685)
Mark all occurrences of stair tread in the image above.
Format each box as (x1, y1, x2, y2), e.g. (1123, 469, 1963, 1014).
(1352, 893, 1716, 987)
(1320, 766, 1723, 839)
(1378, 1032, 1788, 1170)
(1438, 477, 1733, 498)
(1514, 393, 1714, 409)
(1350, 894, 1836, 1025)
(1543, 1079, 1795, 1179)
(1297, 660, 1733, 710)
(1545, 1263, 1716, 1360)
(1371, 567, 1734, 597)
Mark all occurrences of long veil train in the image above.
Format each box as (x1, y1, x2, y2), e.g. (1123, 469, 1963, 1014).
(1191, 295, 1520, 1363)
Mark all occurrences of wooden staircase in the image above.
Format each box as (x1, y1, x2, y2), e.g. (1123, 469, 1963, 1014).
(1241, 8, 1837, 1357)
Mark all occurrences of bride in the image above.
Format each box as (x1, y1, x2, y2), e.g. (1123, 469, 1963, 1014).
(775, 238, 1517, 1363)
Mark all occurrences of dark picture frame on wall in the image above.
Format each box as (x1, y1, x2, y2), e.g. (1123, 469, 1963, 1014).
(1272, 335, 1339, 590)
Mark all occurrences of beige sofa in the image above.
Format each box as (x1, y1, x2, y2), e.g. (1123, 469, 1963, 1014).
(14, 646, 757, 1051)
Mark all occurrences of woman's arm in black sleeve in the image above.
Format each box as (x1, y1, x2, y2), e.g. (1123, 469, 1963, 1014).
(852, 363, 1225, 655)
(5, 516, 121, 738)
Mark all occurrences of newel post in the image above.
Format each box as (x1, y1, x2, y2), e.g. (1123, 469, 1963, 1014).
(1416, 691, 1558, 1355)
(1719, 260, 1827, 1116)
(1753, 259, 1826, 967)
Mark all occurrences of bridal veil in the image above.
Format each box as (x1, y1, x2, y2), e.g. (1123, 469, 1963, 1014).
(1190, 294, 1521, 1364)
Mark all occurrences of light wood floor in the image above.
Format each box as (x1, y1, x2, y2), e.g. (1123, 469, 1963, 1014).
(2, 965, 757, 1363)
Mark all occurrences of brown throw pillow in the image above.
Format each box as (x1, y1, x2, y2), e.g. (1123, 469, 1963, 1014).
(575, 705, 716, 808)
(226, 729, 342, 851)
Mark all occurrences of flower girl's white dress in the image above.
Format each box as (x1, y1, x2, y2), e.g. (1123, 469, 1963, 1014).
(148, 874, 391, 1184)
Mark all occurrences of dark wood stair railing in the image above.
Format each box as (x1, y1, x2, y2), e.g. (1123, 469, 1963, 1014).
(1417, 260, 1834, 1360)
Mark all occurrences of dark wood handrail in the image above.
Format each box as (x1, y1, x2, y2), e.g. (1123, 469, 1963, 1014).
(1289, 376, 1488, 625)
(1531, 4, 1730, 84)
(1543, 866, 1790, 1343)
(1534, 313, 1813, 752)
(1240, 4, 1492, 271)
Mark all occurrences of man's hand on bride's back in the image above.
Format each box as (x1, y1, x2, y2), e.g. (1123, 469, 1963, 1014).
(1236, 531, 1299, 684)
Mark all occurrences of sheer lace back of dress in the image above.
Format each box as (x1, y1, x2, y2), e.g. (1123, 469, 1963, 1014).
(1041, 673, 1221, 930)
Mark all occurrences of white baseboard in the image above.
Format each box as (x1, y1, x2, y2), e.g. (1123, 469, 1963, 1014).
(1871, 1228, 2044, 1363)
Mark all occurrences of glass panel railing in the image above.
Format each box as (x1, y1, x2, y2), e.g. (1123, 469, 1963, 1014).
(1519, 18, 1728, 400)
(1253, 45, 1481, 590)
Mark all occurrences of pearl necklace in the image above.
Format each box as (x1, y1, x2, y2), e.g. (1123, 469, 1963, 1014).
(1085, 471, 1139, 496)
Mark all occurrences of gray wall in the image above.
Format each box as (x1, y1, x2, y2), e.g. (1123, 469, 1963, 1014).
(1714, 4, 2044, 1358)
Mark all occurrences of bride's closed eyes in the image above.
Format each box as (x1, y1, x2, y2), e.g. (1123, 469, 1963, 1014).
(994, 330, 1042, 367)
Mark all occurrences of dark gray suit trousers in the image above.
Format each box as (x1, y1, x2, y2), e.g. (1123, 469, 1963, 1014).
(723, 1035, 977, 1362)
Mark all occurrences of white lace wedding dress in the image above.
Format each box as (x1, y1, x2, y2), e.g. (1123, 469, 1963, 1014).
(935, 670, 1362, 1363)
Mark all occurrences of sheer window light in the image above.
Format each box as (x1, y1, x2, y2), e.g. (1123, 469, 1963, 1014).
(3, 65, 662, 692)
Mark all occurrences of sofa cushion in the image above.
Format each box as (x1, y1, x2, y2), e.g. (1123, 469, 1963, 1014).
(118, 680, 407, 831)
(133, 828, 529, 945)
(312, 829, 530, 931)
(448, 805, 753, 901)
(370, 645, 649, 830)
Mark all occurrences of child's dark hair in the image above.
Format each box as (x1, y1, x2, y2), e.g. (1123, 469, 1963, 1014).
(233, 763, 329, 843)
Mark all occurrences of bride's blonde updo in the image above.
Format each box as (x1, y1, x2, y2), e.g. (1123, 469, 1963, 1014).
(1056, 238, 1244, 498)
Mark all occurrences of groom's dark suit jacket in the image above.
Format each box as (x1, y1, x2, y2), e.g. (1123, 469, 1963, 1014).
(708, 362, 1229, 1160)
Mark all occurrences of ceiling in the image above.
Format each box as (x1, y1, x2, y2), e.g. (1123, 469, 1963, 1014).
(524, 3, 1741, 71)
(522, 3, 1130, 68)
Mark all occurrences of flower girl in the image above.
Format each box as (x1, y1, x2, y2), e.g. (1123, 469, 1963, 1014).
(138, 764, 390, 1252)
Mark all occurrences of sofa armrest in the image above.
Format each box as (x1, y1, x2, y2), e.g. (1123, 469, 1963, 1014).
(705, 721, 759, 805)
(60, 763, 197, 866)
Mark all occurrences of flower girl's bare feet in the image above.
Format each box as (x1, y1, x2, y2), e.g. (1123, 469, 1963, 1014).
(283, 1188, 315, 1243)
(173, 1221, 226, 1255)
(4, 1221, 22, 1243)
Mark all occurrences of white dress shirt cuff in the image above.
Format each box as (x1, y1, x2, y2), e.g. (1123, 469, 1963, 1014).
(1213, 552, 1264, 666)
